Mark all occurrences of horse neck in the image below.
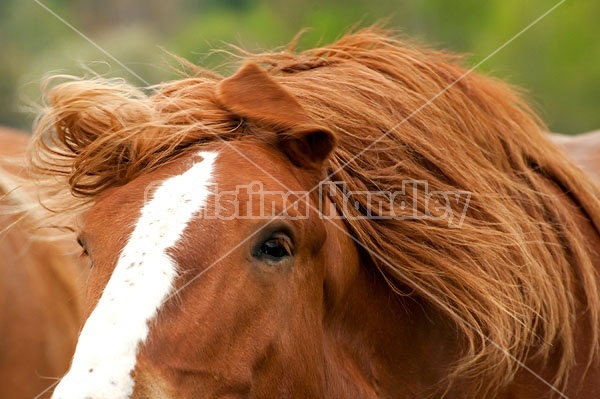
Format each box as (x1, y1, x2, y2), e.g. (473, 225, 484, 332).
(321, 219, 459, 398)
(319, 172, 600, 398)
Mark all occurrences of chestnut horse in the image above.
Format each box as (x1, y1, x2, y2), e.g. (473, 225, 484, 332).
(32, 28, 600, 398)
(0, 127, 82, 399)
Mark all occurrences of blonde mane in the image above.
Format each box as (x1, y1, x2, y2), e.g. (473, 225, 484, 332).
(0, 132, 47, 233)
(31, 27, 600, 397)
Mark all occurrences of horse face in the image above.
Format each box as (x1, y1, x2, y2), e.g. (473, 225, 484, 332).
(53, 142, 352, 399)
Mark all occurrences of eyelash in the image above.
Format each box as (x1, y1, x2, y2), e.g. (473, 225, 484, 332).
(76, 238, 93, 268)
(77, 238, 86, 253)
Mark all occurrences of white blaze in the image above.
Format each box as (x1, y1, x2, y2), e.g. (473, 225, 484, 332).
(52, 151, 217, 399)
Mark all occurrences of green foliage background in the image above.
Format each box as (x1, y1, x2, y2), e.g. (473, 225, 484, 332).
(1, 0, 598, 134)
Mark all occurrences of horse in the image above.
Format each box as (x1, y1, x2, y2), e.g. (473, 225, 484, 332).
(0, 127, 83, 399)
(30, 28, 600, 398)
(551, 130, 600, 183)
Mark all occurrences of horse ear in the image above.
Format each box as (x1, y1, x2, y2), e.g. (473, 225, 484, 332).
(216, 62, 336, 170)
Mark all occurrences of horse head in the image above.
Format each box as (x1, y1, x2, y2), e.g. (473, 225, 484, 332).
(33, 28, 600, 399)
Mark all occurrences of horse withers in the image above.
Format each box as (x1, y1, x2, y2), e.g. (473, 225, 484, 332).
(33, 28, 600, 398)
(0, 127, 83, 399)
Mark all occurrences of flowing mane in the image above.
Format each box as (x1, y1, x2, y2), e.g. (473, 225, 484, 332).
(0, 128, 47, 231)
(31, 27, 600, 397)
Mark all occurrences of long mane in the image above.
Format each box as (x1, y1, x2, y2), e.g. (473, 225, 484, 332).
(31, 27, 600, 397)
(0, 129, 47, 232)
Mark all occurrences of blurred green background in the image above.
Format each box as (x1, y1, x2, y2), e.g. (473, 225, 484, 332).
(1, 0, 598, 134)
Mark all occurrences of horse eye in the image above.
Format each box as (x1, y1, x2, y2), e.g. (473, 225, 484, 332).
(255, 235, 292, 262)
(76, 237, 87, 255)
(260, 239, 289, 258)
(76, 236, 94, 269)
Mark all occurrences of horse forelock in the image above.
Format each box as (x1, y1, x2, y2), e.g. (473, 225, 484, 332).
(31, 27, 600, 397)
